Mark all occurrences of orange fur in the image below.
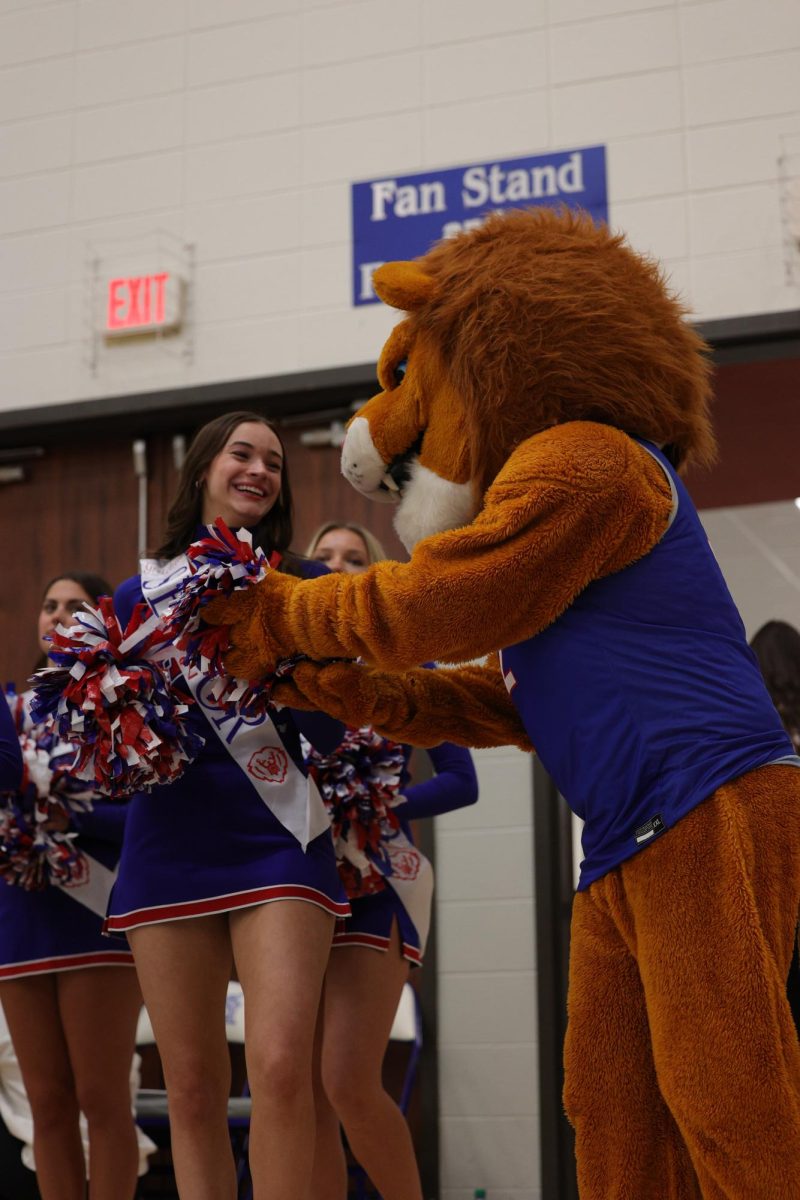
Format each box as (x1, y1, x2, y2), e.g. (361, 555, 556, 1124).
(383, 207, 715, 496)
(201, 206, 800, 1200)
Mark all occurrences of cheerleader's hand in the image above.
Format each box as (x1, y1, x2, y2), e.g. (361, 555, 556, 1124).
(204, 572, 300, 681)
(41, 800, 71, 833)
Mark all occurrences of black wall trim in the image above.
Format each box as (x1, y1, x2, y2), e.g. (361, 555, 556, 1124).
(1, 308, 798, 446)
(694, 308, 800, 345)
(694, 309, 800, 365)
(0, 362, 378, 446)
(533, 758, 579, 1200)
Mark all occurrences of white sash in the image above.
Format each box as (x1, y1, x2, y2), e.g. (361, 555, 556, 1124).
(318, 729, 435, 954)
(140, 554, 330, 851)
(381, 829, 434, 954)
(56, 854, 118, 918)
(337, 819, 433, 953)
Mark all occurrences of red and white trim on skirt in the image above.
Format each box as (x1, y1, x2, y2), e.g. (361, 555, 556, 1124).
(0, 950, 135, 981)
(104, 883, 350, 933)
(331, 928, 423, 966)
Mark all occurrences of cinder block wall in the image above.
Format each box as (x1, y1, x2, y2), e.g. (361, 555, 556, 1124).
(436, 747, 538, 1200)
(1, 0, 798, 414)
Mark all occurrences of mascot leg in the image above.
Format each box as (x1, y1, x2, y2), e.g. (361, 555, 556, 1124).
(566, 765, 800, 1199)
(564, 889, 703, 1199)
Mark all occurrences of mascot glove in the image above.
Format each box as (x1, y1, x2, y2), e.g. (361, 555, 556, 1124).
(272, 659, 534, 751)
(272, 660, 376, 723)
(204, 571, 299, 681)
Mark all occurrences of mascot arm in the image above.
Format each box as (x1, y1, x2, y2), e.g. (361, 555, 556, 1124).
(215, 424, 673, 676)
(272, 655, 533, 751)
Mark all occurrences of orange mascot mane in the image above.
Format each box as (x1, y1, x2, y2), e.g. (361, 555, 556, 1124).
(402, 207, 715, 497)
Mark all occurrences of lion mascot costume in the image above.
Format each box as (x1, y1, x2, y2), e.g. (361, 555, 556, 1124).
(208, 208, 800, 1198)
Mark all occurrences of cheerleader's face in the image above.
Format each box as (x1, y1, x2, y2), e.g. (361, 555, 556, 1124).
(311, 528, 371, 575)
(38, 579, 93, 656)
(200, 422, 283, 530)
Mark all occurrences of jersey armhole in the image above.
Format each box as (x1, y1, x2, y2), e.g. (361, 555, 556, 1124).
(635, 442, 679, 535)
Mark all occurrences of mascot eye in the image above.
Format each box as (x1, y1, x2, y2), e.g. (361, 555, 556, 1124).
(393, 359, 407, 387)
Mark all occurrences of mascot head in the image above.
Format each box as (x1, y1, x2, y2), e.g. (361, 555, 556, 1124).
(341, 207, 714, 552)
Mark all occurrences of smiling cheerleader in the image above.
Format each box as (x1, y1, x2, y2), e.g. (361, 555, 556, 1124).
(104, 412, 347, 1200)
(0, 573, 150, 1200)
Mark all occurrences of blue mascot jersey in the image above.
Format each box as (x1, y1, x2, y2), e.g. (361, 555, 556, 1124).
(500, 437, 796, 890)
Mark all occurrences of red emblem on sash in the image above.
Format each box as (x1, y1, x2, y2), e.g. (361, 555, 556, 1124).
(248, 746, 289, 784)
(386, 843, 421, 881)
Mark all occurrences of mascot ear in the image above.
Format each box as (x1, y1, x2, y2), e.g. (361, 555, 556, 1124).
(373, 261, 439, 311)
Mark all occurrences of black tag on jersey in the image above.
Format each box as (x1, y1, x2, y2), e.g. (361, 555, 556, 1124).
(634, 813, 665, 845)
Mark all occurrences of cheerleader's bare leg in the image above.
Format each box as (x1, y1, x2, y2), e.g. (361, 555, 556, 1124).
(0, 975, 86, 1200)
(57, 965, 142, 1200)
(128, 914, 237, 1200)
(315, 922, 423, 1200)
(310, 992, 349, 1200)
(229, 899, 334, 1200)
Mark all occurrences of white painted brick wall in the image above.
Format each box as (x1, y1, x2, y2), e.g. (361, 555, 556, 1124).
(0, 113, 73, 177)
(187, 14, 301, 86)
(2, 0, 792, 415)
(436, 747, 538, 1199)
(75, 39, 185, 108)
(551, 9, 681, 83)
(0, 56, 75, 122)
(74, 95, 185, 164)
(0, 4, 75, 67)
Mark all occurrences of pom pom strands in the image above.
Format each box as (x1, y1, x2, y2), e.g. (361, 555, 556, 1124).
(0, 718, 95, 891)
(166, 519, 278, 682)
(0, 792, 88, 891)
(307, 727, 407, 898)
(163, 518, 303, 714)
(28, 597, 203, 797)
(19, 725, 96, 813)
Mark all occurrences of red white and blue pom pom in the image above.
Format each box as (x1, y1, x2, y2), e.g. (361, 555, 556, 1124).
(0, 793, 89, 891)
(0, 722, 96, 891)
(165, 519, 278, 681)
(28, 598, 203, 796)
(3, 683, 30, 736)
(307, 727, 407, 897)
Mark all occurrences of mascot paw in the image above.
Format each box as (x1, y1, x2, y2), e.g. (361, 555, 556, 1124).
(272, 660, 373, 724)
(204, 572, 299, 681)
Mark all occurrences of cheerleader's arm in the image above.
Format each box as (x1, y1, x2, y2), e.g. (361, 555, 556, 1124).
(398, 741, 478, 821)
(71, 802, 129, 844)
(0, 689, 23, 792)
(113, 576, 144, 626)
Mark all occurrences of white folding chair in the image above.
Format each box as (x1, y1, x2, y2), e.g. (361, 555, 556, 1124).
(388, 981, 423, 1114)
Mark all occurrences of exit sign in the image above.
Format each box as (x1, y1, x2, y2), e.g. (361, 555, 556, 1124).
(105, 272, 183, 336)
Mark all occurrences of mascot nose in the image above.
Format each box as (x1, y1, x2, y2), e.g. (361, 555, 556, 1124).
(341, 416, 398, 503)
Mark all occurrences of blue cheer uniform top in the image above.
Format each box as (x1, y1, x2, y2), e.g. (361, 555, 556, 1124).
(106, 562, 348, 932)
(499, 437, 797, 891)
(0, 689, 135, 980)
(0, 692, 21, 792)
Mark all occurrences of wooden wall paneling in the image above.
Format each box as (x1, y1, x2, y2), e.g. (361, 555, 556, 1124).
(684, 357, 800, 509)
(0, 433, 141, 689)
(280, 428, 409, 563)
(145, 431, 185, 555)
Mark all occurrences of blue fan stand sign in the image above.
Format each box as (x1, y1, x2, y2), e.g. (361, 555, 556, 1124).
(351, 144, 607, 306)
